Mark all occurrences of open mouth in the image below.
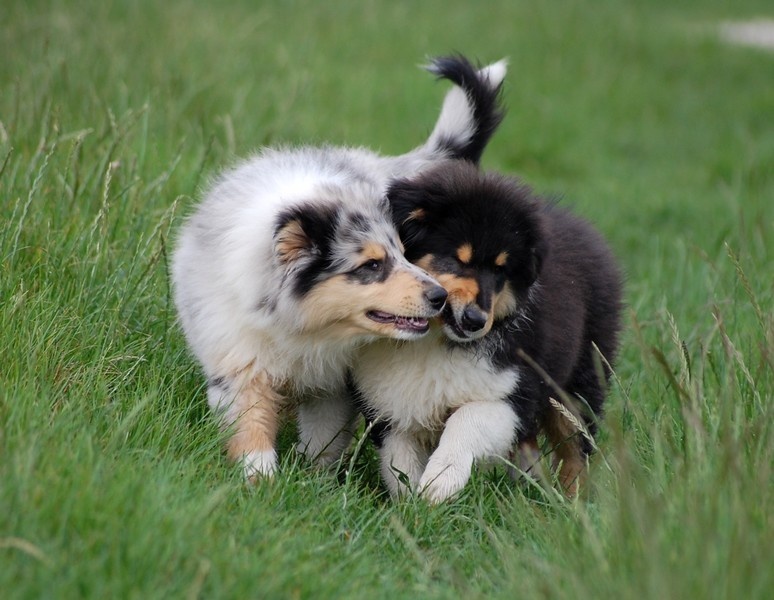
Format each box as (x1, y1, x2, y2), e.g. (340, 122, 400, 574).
(445, 318, 472, 341)
(366, 310, 430, 334)
(447, 319, 468, 339)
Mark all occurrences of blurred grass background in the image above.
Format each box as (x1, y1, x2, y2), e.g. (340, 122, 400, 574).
(2, 1, 772, 598)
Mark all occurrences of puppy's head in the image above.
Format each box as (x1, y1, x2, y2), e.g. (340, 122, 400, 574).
(273, 182, 447, 341)
(387, 162, 546, 343)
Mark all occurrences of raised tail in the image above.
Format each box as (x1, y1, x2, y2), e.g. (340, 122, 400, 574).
(423, 55, 507, 164)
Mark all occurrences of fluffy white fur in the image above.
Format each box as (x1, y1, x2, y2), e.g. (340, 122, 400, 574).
(354, 327, 520, 500)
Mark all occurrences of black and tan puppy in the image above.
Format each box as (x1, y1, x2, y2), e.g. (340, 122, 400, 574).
(351, 161, 623, 501)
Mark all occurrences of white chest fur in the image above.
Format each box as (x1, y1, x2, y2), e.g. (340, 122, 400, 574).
(353, 330, 520, 434)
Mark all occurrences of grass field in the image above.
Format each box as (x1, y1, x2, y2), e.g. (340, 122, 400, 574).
(2, 1, 772, 598)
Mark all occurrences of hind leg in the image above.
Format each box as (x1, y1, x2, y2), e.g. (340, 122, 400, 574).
(510, 437, 549, 485)
(544, 400, 588, 497)
(208, 369, 282, 481)
(296, 387, 358, 467)
(546, 349, 607, 496)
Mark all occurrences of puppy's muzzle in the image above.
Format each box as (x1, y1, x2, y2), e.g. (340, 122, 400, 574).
(442, 302, 491, 342)
(460, 305, 487, 332)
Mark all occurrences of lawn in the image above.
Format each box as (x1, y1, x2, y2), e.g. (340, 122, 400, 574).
(2, 1, 772, 598)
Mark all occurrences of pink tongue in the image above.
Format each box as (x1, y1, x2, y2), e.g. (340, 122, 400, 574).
(367, 311, 395, 323)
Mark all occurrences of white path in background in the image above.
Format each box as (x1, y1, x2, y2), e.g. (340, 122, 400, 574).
(720, 19, 774, 50)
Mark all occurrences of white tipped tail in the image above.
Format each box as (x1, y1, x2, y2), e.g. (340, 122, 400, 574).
(423, 55, 508, 164)
(479, 58, 508, 88)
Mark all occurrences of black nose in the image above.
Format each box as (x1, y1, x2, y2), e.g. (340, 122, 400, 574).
(424, 285, 448, 311)
(461, 306, 487, 331)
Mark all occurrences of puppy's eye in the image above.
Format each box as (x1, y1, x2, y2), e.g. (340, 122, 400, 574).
(360, 259, 383, 272)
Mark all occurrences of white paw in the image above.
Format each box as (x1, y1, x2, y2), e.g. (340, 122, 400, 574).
(418, 457, 472, 504)
(382, 463, 419, 499)
(242, 449, 277, 482)
(380, 433, 428, 499)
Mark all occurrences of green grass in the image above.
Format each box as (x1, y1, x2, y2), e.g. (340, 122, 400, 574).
(2, 0, 772, 598)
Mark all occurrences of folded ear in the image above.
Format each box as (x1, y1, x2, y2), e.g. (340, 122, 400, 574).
(274, 217, 313, 264)
(526, 238, 547, 286)
(386, 179, 423, 224)
(518, 218, 548, 288)
(273, 203, 337, 266)
(386, 179, 434, 250)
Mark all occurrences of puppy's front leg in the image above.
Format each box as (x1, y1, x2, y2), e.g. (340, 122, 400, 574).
(380, 430, 429, 498)
(296, 387, 358, 467)
(209, 369, 282, 481)
(419, 400, 518, 503)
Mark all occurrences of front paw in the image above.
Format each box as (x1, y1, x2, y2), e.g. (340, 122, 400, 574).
(418, 457, 472, 503)
(242, 449, 277, 483)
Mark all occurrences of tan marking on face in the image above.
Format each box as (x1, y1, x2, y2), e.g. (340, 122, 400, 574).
(493, 282, 517, 319)
(413, 256, 505, 337)
(435, 273, 479, 305)
(405, 208, 426, 223)
(298, 267, 433, 338)
(495, 251, 509, 267)
(274, 219, 310, 264)
(414, 256, 481, 308)
(414, 254, 435, 273)
(359, 242, 386, 262)
(456, 243, 473, 265)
